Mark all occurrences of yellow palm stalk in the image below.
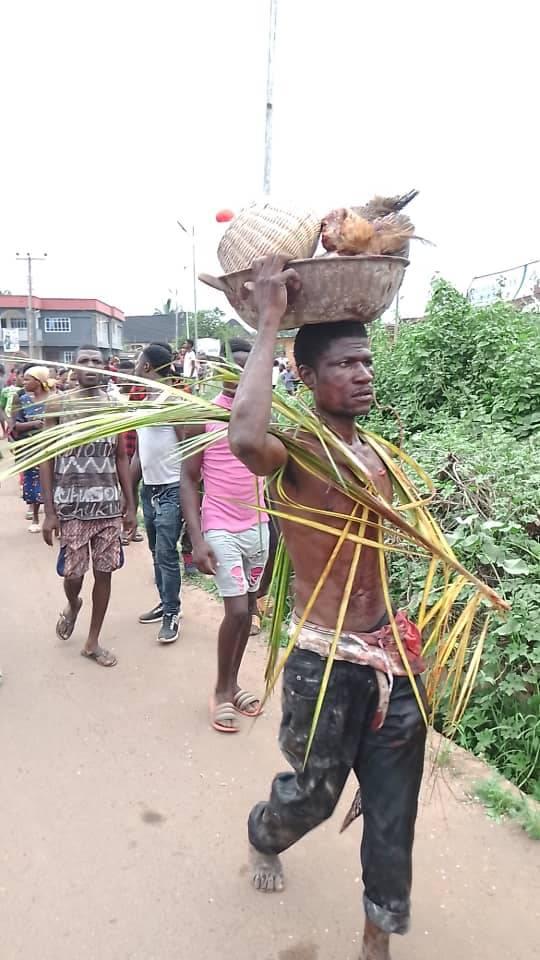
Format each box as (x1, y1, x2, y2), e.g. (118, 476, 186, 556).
(0, 359, 509, 746)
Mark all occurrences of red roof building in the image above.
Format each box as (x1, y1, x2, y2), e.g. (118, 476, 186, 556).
(0, 296, 125, 362)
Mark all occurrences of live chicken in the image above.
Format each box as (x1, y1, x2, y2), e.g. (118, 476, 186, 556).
(321, 207, 415, 258)
(354, 189, 419, 221)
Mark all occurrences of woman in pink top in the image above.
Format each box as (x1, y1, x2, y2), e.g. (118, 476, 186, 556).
(181, 340, 270, 733)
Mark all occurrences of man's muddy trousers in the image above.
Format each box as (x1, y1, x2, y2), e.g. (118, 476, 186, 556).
(248, 648, 426, 934)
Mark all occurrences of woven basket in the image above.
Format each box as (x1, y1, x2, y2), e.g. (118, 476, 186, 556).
(217, 203, 321, 274)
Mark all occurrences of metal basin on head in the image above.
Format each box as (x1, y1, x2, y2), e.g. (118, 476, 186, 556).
(199, 255, 408, 331)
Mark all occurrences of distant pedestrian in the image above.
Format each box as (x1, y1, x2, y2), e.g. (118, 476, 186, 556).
(132, 342, 184, 644)
(116, 359, 144, 545)
(271, 359, 280, 387)
(1, 368, 24, 435)
(55, 368, 69, 391)
(182, 339, 197, 380)
(281, 361, 296, 395)
(197, 353, 208, 395)
(40, 346, 136, 667)
(0, 364, 8, 437)
(11, 365, 55, 532)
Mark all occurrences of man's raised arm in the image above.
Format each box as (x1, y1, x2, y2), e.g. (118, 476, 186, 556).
(228, 256, 299, 477)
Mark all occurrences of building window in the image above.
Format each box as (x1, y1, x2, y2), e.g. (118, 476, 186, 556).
(63, 350, 75, 363)
(45, 317, 72, 333)
(96, 317, 110, 347)
(111, 321, 123, 349)
(0, 317, 27, 329)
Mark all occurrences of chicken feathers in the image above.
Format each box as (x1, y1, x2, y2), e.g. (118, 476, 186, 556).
(321, 208, 415, 257)
(355, 189, 419, 221)
(370, 212, 415, 256)
(321, 189, 419, 258)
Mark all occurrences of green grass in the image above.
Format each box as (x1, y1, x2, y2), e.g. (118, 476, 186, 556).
(473, 778, 540, 840)
(433, 741, 453, 769)
(186, 570, 221, 601)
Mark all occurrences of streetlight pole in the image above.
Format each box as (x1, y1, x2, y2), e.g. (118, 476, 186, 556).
(393, 290, 400, 344)
(15, 251, 47, 359)
(263, 0, 278, 195)
(191, 224, 198, 346)
(168, 288, 180, 350)
(177, 219, 198, 348)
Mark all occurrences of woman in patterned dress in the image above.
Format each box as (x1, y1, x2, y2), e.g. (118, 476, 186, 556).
(11, 366, 55, 532)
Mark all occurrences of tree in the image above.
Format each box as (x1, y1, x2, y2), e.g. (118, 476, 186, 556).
(183, 308, 250, 344)
(190, 307, 227, 339)
(153, 298, 173, 315)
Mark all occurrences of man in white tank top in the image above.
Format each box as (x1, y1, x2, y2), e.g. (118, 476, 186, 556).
(131, 343, 184, 644)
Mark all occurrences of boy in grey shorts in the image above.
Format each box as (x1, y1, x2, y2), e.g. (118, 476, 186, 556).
(205, 526, 269, 597)
(181, 339, 270, 733)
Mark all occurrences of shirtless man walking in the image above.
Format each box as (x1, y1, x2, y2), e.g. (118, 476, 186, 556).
(229, 257, 426, 960)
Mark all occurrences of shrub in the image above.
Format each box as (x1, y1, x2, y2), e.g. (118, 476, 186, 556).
(368, 283, 540, 796)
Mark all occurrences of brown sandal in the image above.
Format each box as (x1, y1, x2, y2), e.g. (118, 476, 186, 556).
(81, 646, 117, 667)
(56, 599, 83, 641)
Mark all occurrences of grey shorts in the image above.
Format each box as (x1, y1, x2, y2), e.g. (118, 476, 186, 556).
(204, 524, 270, 597)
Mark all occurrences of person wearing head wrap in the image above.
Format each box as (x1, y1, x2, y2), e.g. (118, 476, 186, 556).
(23, 365, 56, 392)
(10, 364, 56, 532)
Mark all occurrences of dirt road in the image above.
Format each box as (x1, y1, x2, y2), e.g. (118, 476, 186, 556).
(1, 469, 538, 960)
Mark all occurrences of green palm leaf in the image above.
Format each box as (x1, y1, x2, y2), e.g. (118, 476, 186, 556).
(1, 358, 509, 749)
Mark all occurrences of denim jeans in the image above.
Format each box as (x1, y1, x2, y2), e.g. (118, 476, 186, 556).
(248, 648, 426, 935)
(141, 482, 182, 616)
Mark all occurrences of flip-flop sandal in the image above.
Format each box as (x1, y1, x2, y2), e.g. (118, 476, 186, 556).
(257, 595, 275, 618)
(56, 599, 83, 641)
(210, 696, 239, 733)
(122, 531, 144, 545)
(81, 647, 117, 667)
(233, 689, 263, 718)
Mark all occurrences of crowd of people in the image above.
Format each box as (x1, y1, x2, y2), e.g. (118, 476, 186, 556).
(0, 338, 277, 694)
(272, 357, 297, 393)
(1, 267, 426, 959)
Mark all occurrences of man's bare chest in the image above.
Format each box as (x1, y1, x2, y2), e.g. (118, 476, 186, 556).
(279, 443, 392, 517)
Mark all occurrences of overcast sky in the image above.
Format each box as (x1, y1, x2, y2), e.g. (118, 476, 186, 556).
(1, 0, 537, 319)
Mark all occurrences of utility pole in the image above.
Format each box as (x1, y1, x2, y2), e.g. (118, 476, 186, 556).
(168, 287, 181, 349)
(393, 290, 400, 344)
(191, 224, 198, 346)
(177, 219, 198, 348)
(15, 251, 47, 359)
(263, 0, 278, 195)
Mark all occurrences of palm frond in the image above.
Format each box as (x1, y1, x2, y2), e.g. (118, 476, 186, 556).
(261, 504, 361, 708)
(264, 536, 292, 683)
(304, 509, 368, 764)
(1, 360, 509, 747)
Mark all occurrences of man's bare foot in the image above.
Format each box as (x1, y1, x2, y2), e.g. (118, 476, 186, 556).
(360, 921, 390, 960)
(249, 843, 285, 893)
